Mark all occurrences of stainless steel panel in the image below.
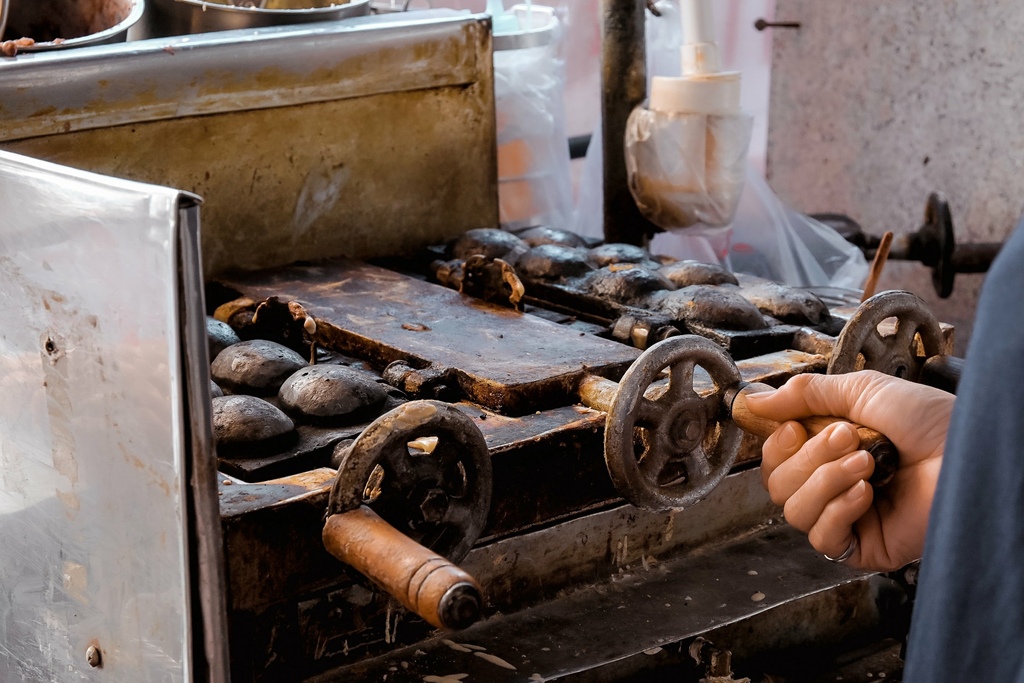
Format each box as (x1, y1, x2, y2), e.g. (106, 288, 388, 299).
(0, 150, 205, 680)
(0, 13, 498, 277)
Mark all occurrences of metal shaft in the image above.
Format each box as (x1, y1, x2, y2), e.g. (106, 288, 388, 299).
(578, 374, 620, 414)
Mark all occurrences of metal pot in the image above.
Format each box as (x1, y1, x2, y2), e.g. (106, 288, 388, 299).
(143, 0, 371, 38)
(2, 0, 144, 51)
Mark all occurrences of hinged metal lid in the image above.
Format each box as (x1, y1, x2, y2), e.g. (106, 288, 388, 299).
(0, 151, 227, 681)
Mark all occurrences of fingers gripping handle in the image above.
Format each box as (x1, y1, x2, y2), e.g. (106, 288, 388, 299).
(728, 382, 898, 487)
(322, 506, 483, 630)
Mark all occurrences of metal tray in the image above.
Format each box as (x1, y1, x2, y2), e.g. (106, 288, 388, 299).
(142, 0, 370, 38)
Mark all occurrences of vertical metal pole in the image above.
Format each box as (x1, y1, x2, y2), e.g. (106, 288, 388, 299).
(601, 0, 657, 245)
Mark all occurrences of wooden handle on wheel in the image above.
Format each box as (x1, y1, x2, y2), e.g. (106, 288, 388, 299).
(729, 382, 898, 487)
(322, 506, 483, 630)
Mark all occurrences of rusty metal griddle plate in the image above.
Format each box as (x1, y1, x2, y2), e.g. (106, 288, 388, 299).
(220, 260, 641, 414)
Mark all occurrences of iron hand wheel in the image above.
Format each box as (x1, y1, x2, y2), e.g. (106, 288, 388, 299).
(604, 336, 742, 511)
(828, 290, 944, 381)
(329, 400, 492, 563)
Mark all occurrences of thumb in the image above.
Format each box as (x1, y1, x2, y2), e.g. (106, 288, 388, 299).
(743, 373, 877, 424)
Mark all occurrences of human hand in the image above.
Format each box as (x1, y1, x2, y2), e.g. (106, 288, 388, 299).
(745, 371, 954, 571)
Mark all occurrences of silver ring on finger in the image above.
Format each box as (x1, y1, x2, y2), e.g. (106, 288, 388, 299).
(823, 535, 858, 564)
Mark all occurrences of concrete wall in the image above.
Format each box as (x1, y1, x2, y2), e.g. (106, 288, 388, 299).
(767, 1, 1024, 354)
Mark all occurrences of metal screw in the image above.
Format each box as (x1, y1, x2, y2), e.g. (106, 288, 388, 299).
(86, 645, 102, 668)
(754, 18, 802, 31)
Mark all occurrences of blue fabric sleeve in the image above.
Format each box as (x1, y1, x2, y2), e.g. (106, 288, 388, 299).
(904, 221, 1024, 682)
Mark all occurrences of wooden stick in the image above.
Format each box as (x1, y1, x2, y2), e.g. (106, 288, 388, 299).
(861, 231, 894, 302)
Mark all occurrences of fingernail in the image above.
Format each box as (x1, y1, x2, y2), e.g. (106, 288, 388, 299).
(827, 424, 857, 450)
(777, 422, 799, 450)
(744, 391, 771, 402)
(846, 480, 868, 500)
(841, 451, 871, 473)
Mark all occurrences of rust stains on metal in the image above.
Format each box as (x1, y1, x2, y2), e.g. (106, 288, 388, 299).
(460, 402, 605, 453)
(734, 349, 828, 386)
(219, 259, 640, 415)
(219, 467, 335, 517)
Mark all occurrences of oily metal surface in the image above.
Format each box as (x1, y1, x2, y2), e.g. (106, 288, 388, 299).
(465, 468, 781, 612)
(216, 403, 610, 616)
(220, 259, 641, 414)
(216, 344, 832, 676)
(319, 523, 873, 683)
(218, 344, 829, 677)
(224, 468, 782, 678)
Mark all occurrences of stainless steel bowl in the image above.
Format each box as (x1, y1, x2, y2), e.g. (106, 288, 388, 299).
(3, 0, 145, 52)
(144, 0, 371, 37)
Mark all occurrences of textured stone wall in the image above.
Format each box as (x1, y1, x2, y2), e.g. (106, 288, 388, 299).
(767, 1, 1024, 354)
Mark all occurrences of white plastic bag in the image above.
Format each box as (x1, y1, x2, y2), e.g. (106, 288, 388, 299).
(493, 6, 574, 230)
(649, 169, 868, 289)
(725, 168, 868, 288)
(625, 107, 753, 229)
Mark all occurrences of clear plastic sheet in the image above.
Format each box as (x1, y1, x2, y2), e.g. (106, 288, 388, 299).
(625, 107, 753, 229)
(726, 168, 869, 288)
(494, 7, 574, 229)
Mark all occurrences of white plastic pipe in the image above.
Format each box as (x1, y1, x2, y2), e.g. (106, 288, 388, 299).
(680, 0, 715, 47)
(679, 0, 722, 75)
